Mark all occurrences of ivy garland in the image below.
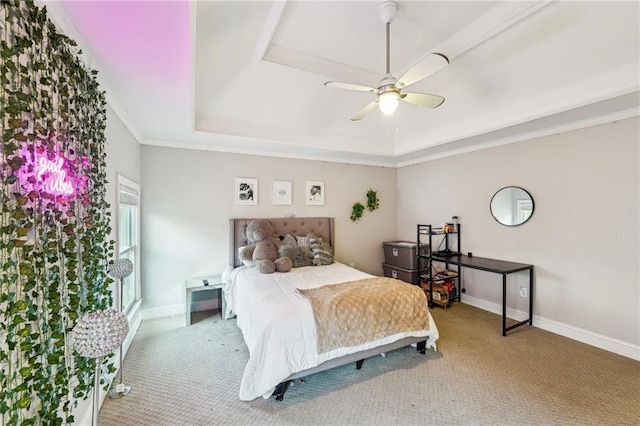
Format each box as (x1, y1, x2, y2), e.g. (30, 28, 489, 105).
(1, 1, 114, 425)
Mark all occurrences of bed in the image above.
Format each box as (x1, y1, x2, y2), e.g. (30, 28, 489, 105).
(223, 217, 439, 401)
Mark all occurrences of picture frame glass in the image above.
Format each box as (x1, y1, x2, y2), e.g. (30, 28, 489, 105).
(272, 180, 292, 205)
(235, 178, 258, 205)
(305, 181, 324, 205)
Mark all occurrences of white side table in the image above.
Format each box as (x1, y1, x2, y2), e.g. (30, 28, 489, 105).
(185, 275, 224, 326)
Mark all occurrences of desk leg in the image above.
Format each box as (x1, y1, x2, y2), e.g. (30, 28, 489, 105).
(529, 267, 534, 326)
(502, 274, 507, 337)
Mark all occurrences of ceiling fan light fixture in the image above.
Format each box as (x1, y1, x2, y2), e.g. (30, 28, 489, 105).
(324, 1, 448, 121)
(379, 91, 399, 115)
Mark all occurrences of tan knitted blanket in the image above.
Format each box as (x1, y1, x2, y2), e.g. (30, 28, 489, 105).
(297, 277, 429, 354)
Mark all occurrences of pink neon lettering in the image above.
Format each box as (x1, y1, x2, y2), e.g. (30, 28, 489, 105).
(36, 156, 74, 196)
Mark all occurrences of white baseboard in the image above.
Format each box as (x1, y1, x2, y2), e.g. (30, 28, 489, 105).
(461, 295, 640, 361)
(461, 294, 529, 322)
(533, 315, 640, 361)
(142, 303, 183, 320)
(142, 300, 219, 320)
(143, 296, 640, 361)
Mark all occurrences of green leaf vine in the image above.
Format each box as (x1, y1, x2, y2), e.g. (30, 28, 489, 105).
(1, 1, 115, 424)
(350, 189, 380, 222)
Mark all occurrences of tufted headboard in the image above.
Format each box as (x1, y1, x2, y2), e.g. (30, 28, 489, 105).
(229, 217, 334, 268)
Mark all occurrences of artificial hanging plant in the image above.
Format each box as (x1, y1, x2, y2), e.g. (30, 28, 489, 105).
(350, 202, 365, 222)
(350, 189, 380, 222)
(366, 189, 379, 212)
(1, 1, 115, 424)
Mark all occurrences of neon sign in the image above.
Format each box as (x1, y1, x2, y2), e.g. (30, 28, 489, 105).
(16, 144, 82, 199)
(36, 156, 74, 196)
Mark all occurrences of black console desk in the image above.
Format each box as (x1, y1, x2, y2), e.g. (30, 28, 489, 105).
(431, 254, 534, 336)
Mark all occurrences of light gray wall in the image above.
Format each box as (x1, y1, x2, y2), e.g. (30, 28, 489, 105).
(75, 103, 143, 426)
(136, 118, 639, 359)
(104, 104, 142, 300)
(105, 105, 142, 190)
(397, 117, 639, 355)
(140, 147, 397, 317)
(103, 104, 143, 346)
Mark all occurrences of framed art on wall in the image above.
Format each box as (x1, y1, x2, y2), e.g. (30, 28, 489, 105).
(272, 180, 292, 205)
(305, 181, 324, 205)
(235, 178, 258, 205)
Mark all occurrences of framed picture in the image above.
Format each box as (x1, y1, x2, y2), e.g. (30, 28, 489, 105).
(272, 180, 292, 205)
(305, 181, 324, 205)
(235, 178, 258, 205)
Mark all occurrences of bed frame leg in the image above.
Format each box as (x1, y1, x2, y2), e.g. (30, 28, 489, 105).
(356, 359, 365, 369)
(417, 340, 426, 354)
(274, 382, 287, 401)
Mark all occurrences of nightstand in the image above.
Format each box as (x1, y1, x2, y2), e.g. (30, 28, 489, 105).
(185, 275, 224, 326)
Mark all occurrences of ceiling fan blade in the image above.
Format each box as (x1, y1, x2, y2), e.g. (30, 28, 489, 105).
(398, 53, 449, 89)
(324, 81, 376, 93)
(351, 100, 379, 121)
(401, 92, 445, 109)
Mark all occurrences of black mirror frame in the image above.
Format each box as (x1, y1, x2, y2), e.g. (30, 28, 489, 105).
(490, 186, 535, 227)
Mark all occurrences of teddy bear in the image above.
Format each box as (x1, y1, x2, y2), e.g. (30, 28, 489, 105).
(239, 219, 292, 274)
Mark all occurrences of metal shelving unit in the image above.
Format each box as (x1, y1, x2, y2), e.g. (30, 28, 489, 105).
(416, 224, 461, 308)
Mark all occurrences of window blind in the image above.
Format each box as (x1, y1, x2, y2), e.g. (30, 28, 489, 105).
(119, 184, 138, 206)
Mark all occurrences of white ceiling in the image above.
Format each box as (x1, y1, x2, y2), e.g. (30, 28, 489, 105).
(44, 0, 639, 167)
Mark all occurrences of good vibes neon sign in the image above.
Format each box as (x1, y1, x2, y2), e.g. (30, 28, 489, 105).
(16, 144, 85, 199)
(36, 156, 74, 196)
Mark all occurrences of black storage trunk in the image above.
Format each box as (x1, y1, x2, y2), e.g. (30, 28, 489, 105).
(382, 241, 427, 270)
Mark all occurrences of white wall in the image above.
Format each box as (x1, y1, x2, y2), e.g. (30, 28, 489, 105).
(139, 119, 640, 359)
(104, 103, 143, 332)
(140, 147, 397, 318)
(397, 117, 639, 358)
(74, 104, 143, 425)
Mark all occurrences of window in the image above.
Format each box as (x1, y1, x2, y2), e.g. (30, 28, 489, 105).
(117, 175, 140, 313)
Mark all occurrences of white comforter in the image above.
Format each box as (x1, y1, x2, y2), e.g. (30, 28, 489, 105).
(223, 262, 439, 401)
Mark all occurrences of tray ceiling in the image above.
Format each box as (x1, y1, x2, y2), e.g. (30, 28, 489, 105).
(45, 0, 639, 166)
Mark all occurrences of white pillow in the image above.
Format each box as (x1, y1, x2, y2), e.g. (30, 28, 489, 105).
(296, 236, 309, 247)
(282, 233, 297, 246)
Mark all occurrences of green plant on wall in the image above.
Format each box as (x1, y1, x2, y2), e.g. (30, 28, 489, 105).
(350, 189, 380, 222)
(350, 202, 365, 222)
(366, 189, 379, 212)
(1, 1, 114, 424)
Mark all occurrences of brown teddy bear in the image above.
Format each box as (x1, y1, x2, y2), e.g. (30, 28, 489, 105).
(239, 219, 292, 274)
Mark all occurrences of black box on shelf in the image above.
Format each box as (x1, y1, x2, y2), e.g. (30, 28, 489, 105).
(382, 263, 418, 284)
(382, 241, 428, 270)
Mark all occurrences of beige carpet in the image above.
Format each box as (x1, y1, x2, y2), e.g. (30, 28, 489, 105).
(99, 304, 640, 425)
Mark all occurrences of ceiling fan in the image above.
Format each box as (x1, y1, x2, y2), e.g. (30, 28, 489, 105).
(324, 1, 449, 121)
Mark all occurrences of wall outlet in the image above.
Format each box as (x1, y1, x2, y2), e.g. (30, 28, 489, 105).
(349, 263, 355, 268)
(520, 287, 528, 298)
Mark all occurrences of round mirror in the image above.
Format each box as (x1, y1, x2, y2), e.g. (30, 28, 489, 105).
(490, 186, 534, 226)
